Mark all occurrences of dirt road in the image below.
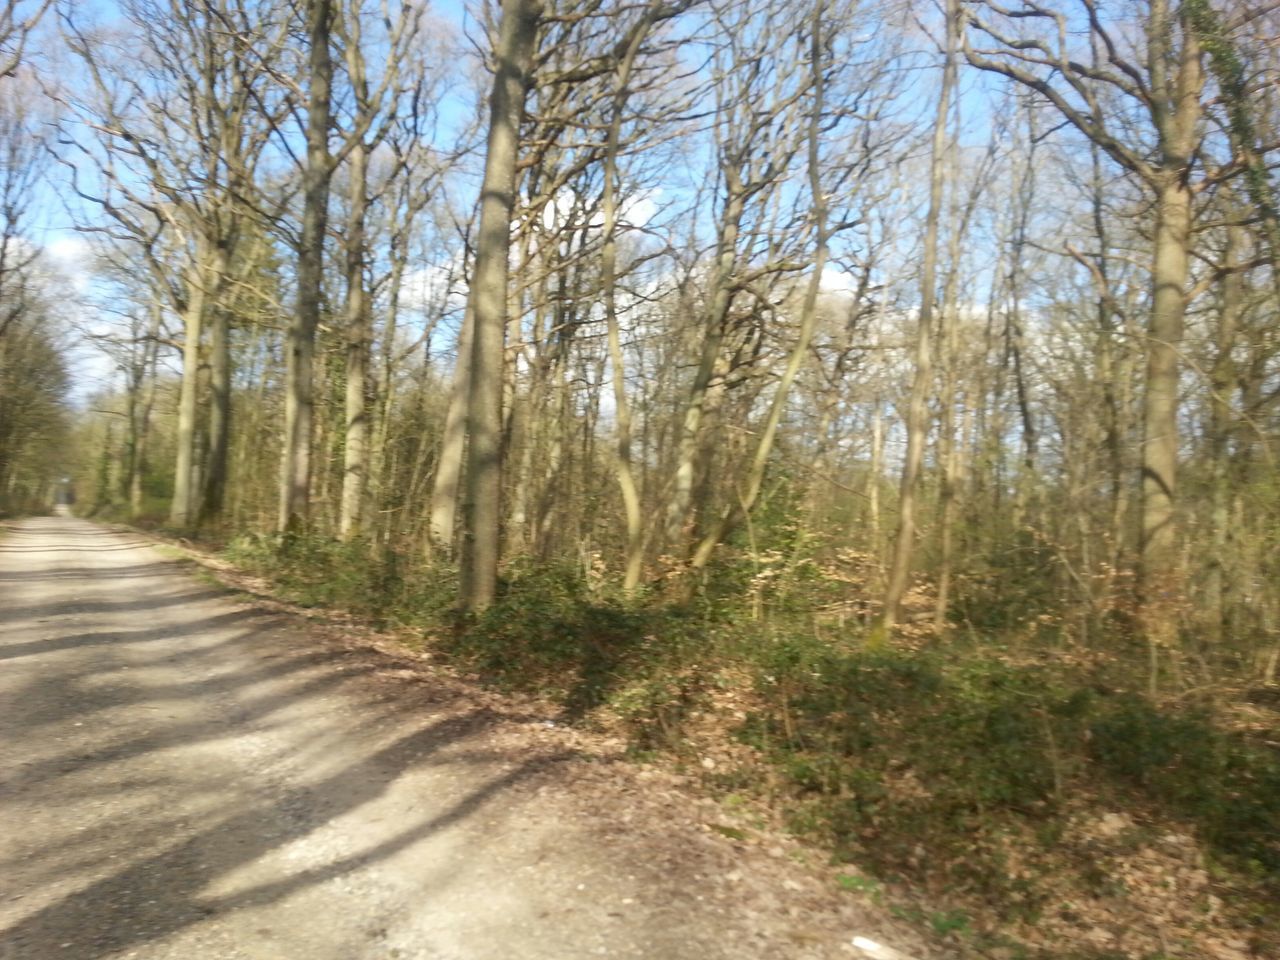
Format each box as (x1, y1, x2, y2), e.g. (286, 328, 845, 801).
(0, 515, 915, 960)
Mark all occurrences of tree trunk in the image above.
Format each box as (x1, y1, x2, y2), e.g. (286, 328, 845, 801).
(340, 139, 370, 540)
(1205, 225, 1244, 643)
(934, 273, 961, 627)
(601, 14, 652, 594)
(1139, 175, 1192, 667)
(169, 262, 207, 530)
(428, 303, 473, 556)
(279, 0, 334, 533)
(868, 400, 883, 566)
(459, 0, 540, 612)
(201, 278, 231, 528)
(372, 226, 408, 550)
(664, 193, 743, 553)
(1135, 0, 1202, 684)
(129, 302, 161, 518)
(687, 1, 830, 573)
(873, 0, 957, 643)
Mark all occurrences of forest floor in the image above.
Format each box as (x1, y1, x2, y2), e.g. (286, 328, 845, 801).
(0, 513, 934, 960)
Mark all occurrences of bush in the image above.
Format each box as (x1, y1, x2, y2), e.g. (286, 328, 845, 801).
(217, 532, 1280, 908)
(740, 643, 1079, 886)
(443, 560, 704, 720)
(740, 635, 1279, 889)
(222, 532, 454, 627)
(1090, 694, 1280, 871)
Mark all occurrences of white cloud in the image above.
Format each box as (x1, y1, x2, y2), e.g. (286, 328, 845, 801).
(42, 234, 94, 296)
(820, 264, 858, 294)
(538, 185, 663, 234)
(620, 189, 660, 229)
(399, 260, 463, 316)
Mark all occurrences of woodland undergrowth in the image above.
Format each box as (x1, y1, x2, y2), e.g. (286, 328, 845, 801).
(217, 528, 1280, 960)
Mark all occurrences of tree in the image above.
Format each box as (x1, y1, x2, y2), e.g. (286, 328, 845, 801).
(0, 0, 50, 79)
(459, 0, 543, 611)
(0, 67, 41, 345)
(963, 0, 1211, 664)
(279, 0, 335, 532)
(0, 287, 69, 514)
(58, 0, 289, 530)
(686, 0, 902, 576)
(599, 0, 694, 591)
(277, 0, 421, 533)
(873, 0, 958, 640)
(659, 0, 818, 564)
(332, 0, 426, 540)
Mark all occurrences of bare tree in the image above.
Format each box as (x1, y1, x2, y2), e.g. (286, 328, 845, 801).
(0, 0, 50, 79)
(332, 0, 426, 540)
(0, 68, 42, 344)
(279, 0, 335, 532)
(459, 0, 543, 611)
(960, 0, 1280, 682)
(685, 0, 901, 575)
(873, 0, 958, 641)
(58, 0, 289, 530)
(659, 0, 818, 565)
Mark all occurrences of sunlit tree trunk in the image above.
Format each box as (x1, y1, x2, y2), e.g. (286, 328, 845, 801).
(873, 0, 957, 642)
(339, 139, 370, 540)
(1140, 174, 1194, 668)
(459, 0, 541, 611)
(600, 15, 653, 594)
(429, 304, 472, 557)
(280, 0, 334, 532)
(169, 258, 207, 530)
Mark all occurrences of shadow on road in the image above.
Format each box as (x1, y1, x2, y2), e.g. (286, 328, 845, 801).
(5, 710, 564, 958)
(0, 518, 576, 959)
(0, 586, 234, 628)
(0, 561, 194, 583)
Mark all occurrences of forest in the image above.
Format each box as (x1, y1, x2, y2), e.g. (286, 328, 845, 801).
(1, 0, 1278, 956)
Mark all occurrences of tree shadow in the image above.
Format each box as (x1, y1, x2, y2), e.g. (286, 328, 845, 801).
(2, 610, 575, 959)
(0, 561, 191, 583)
(1, 517, 582, 959)
(3, 715, 568, 958)
(0, 608, 261, 661)
(0, 586, 234, 628)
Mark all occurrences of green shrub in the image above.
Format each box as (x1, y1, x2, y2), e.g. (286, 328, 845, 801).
(738, 642, 1076, 893)
(1090, 694, 1280, 871)
(735, 632, 1280, 894)
(222, 532, 454, 628)
(217, 530, 1280, 909)
(443, 560, 705, 719)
